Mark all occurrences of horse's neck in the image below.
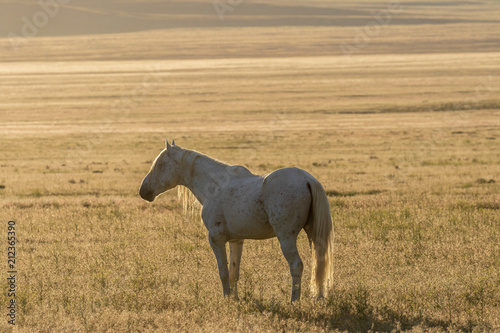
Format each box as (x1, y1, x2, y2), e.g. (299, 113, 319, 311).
(179, 149, 229, 205)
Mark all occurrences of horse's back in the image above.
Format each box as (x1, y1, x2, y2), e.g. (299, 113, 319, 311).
(218, 173, 272, 239)
(227, 165, 254, 178)
(262, 167, 313, 195)
(216, 167, 314, 239)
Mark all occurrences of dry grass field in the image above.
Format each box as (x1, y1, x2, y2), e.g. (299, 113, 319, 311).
(1, 0, 499, 332)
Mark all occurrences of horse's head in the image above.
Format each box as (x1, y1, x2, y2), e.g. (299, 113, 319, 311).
(139, 139, 182, 202)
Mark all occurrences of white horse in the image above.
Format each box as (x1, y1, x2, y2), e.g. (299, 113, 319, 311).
(139, 140, 334, 302)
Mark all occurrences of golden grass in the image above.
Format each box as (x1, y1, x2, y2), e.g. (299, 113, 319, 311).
(0, 57, 498, 331)
(0, 1, 499, 331)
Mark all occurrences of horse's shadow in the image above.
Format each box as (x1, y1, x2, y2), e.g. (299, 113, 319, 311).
(245, 297, 451, 332)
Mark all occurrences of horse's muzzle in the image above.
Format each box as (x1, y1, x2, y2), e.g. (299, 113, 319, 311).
(139, 185, 155, 202)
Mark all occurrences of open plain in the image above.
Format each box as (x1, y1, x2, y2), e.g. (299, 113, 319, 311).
(0, 0, 499, 331)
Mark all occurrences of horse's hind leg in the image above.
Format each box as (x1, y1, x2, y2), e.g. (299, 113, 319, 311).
(229, 239, 244, 300)
(278, 236, 303, 303)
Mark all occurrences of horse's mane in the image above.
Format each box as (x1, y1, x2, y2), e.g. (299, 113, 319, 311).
(177, 185, 202, 218)
(176, 147, 224, 218)
(175, 147, 251, 219)
(179, 147, 229, 175)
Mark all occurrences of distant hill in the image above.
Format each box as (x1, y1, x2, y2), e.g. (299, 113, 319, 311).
(1, 0, 476, 37)
(1, 0, 498, 62)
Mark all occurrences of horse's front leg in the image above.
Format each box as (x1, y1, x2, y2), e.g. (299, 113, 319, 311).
(229, 239, 244, 300)
(209, 232, 230, 297)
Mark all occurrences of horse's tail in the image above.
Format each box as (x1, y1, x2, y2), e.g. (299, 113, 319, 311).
(307, 177, 334, 298)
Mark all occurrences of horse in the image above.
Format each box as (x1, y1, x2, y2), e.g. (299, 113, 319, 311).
(139, 140, 334, 302)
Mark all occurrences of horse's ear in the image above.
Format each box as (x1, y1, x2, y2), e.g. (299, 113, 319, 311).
(166, 139, 171, 150)
(172, 140, 175, 146)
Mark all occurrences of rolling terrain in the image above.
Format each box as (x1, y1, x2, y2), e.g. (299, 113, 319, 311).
(0, 0, 499, 331)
